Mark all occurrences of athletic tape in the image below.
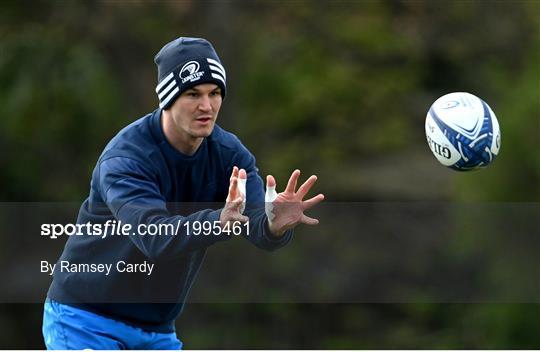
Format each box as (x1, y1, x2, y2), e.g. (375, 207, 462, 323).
(265, 185, 278, 224)
(237, 177, 246, 214)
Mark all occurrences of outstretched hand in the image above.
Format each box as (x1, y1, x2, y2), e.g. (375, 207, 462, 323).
(220, 166, 249, 228)
(266, 170, 325, 237)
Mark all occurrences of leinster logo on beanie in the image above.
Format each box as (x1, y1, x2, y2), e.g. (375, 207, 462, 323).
(154, 37, 227, 110)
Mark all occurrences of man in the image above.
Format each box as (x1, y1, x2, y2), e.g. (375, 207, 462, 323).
(42, 37, 324, 349)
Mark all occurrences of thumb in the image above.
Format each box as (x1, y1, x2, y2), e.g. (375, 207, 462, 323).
(266, 175, 276, 188)
(265, 175, 278, 203)
(237, 169, 247, 198)
(265, 175, 278, 223)
(239, 168, 247, 180)
(237, 169, 247, 215)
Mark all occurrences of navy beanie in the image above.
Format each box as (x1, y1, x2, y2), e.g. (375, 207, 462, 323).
(154, 37, 226, 110)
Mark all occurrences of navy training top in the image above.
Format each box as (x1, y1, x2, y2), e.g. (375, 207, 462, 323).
(47, 108, 293, 333)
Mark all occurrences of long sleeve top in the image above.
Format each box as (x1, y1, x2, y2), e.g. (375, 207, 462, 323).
(47, 108, 292, 332)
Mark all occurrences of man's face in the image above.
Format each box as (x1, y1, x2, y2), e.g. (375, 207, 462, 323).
(168, 83, 222, 140)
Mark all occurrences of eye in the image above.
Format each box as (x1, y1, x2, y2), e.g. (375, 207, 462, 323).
(210, 91, 221, 97)
(187, 91, 198, 97)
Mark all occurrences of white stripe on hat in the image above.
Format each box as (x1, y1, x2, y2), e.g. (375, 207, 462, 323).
(207, 58, 226, 79)
(211, 73, 225, 85)
(158, 80, 177, 100)
(209, 65, 226, 80)
(159, 86, 180, 109)
(155, 72, 174, 93)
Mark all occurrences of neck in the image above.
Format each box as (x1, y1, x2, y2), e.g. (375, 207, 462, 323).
(161, 111, 203, 156)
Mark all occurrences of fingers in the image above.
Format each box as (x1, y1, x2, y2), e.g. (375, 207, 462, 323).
(228, 167, 246, 202)
(231, 195, 242, 206)
(228, 196, 249, 222)
(285, 169, 300, 193)
(297, 175, 318, 199)
(229, 176, 238, 193)
(226, 176, 238, 202)
(237, 214, 249, 223)
(223, 169, 249, 224)
(230, 166, 238, 182)
(301, 214, 319, 226)
(231, 195, 245, 212)
(302, 193, 325, 210)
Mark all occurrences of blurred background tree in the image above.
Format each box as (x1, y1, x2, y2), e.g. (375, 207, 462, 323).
(0, 0, 538, 348)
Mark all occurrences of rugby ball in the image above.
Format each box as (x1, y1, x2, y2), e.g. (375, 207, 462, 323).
(425, 92, 501, 171)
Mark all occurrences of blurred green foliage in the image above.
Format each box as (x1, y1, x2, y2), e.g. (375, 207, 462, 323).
(0, 0, 538, 349)
(0, 18, 125, 200)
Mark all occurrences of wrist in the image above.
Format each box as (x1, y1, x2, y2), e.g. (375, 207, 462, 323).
(267, 222, 286, 238)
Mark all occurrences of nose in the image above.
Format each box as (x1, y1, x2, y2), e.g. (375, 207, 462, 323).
(198, 95, 212, 112)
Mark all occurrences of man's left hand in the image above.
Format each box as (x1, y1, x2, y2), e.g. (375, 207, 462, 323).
(265, 170, 325, 237)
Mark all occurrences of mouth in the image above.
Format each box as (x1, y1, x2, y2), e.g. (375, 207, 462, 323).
(195, 116, 213, 124)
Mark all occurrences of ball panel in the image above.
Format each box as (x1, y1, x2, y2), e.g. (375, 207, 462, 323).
(431, 92, 485, 139)
(425, 113, 462, 166)
(485, 103, 501, 155)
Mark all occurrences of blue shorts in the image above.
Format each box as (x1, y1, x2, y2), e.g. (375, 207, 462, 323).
(42, 299, 183, 350)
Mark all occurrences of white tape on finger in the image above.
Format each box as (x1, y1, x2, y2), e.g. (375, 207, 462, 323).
(265, 185, 278, 224)
(238, 177, 246, 214)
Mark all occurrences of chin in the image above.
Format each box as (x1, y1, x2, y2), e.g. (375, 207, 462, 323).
(194, 127, 214, 138)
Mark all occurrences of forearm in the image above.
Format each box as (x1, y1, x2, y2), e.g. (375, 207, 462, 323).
(116, 203, 230, 260)
(243, 205, 293, 251)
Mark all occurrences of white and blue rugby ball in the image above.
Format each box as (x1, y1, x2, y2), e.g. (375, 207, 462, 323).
(425, 92, 501, 171)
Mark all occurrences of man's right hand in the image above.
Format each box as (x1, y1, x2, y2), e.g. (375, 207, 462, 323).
(220, 166, 249, 228)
